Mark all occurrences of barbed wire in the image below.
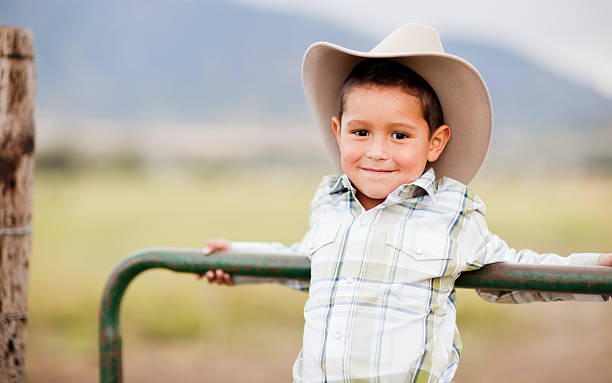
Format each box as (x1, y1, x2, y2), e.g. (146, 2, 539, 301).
(0, 226, 32, 236)
(0, 314, 28, 325)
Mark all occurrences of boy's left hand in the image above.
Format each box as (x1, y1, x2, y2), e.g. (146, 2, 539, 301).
(597, 254, 612, 301)
(598, 253, 612, 267)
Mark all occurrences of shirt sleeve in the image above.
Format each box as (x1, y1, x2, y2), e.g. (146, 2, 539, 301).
(228, 240, 310, 291)
(460, 209, 605, 303)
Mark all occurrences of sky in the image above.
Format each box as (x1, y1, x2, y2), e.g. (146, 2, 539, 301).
(231, 0, 612, 98)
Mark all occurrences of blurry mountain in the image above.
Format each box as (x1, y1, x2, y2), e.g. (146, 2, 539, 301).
(2, 0, 611, 128)
(445, 40, 612, 126)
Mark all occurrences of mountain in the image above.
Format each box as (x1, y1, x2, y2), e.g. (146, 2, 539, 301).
(2, 0, 611, 128)
(446, 40, 612, 126)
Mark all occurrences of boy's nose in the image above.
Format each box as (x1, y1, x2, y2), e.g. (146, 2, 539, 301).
(366, 150, 388, 160)
(366, 140, 388, 160)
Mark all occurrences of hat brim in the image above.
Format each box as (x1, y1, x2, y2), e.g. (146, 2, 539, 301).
(302, 42, 493, 185)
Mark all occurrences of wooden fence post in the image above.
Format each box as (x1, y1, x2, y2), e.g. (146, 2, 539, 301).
(0, 25, 35, 382)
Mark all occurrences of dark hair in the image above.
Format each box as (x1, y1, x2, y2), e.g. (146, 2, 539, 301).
(337, 58, 443, 135)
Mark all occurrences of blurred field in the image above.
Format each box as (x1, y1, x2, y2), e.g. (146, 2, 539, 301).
(26, 167, 612, 382)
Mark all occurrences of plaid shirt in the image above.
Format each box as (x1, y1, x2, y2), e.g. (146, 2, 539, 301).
(232, 168, 601, 382)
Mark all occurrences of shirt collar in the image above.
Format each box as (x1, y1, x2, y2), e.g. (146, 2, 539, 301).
(330, 173, 355, 195)
(406, 167, 437, 200)
(329, 167, 437, 202)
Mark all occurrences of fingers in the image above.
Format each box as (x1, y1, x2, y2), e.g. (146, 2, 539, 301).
(200, 238, 233, 284)
(214, 269, 234, 285)
(201, 269, 233, 285)
(215, 269, 225, 285)
(203, 238, 231, 255)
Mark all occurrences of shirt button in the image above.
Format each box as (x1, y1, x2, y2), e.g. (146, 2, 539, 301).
(307, 243, 314, 251)
(360, 219, 368, 226)
(345, 277, 354, 285)
(415, 247, 424, 256)
(334, 330, 342, 340)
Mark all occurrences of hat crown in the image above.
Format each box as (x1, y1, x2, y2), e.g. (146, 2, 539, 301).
(371, 24, 444, 54)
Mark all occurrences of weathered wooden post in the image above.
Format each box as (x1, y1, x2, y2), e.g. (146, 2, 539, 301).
(0, 25, 35, 382)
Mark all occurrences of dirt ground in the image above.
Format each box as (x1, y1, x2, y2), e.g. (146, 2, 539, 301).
(26, 301, 612, 383)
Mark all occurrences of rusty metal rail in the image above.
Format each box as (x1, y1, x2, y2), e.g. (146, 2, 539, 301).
(99, 247, 612, 383)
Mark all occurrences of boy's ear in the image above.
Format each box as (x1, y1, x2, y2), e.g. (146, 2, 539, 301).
(331, 117, 342, 147)
(427, 124, 451, 163)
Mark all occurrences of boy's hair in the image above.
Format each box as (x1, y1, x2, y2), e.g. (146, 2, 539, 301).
(337, 58, 444, 135)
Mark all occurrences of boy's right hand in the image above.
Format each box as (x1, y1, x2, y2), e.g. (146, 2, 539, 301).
(597, 253, 612, 267)
(200, 238, 234, 285)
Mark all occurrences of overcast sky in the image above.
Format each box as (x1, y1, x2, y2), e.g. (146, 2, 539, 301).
(231, 0, 612, 98)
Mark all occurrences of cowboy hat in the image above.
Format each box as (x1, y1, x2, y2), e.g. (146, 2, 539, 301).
(301, 23, 492, 185)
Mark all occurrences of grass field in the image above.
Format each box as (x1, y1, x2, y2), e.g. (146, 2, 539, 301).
(26, 167, 612, 382)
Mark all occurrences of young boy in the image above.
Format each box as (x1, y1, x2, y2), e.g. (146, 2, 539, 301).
(203, 24, 612, 382)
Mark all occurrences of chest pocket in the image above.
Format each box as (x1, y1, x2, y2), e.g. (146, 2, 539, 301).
(304, 224, 342, 282)
(384, 229, 453, 280)
(305, 224, 340, 257)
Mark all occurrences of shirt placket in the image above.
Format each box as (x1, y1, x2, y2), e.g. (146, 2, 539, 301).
(338, 199, 384, 380)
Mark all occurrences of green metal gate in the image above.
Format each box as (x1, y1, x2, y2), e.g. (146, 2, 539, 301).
(99, 247, 612, 383)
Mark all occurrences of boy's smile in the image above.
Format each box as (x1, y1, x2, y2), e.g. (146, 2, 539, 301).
(332, 85, 450, 210)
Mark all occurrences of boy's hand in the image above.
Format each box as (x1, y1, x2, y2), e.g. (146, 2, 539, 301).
(597, 254, 612, 301)
(199, 238, 234, 285)
(598, 253, 612, 267)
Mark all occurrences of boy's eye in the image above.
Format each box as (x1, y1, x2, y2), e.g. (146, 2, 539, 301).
(392, 132, 408, 140)
(352, 129, 368, 137)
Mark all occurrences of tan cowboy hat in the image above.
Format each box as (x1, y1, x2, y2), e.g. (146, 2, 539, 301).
(301, 23, 492, 185)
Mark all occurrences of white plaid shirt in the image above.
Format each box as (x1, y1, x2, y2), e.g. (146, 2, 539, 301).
(232, 168, 602, 382)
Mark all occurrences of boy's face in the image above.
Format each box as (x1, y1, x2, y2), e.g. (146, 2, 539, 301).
(332, 85, 450, 210)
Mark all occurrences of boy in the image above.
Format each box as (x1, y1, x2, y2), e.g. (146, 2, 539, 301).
(203, 24, 612, 382)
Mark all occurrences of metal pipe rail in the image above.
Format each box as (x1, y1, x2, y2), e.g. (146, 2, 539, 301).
(99, 247, 612, 383)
